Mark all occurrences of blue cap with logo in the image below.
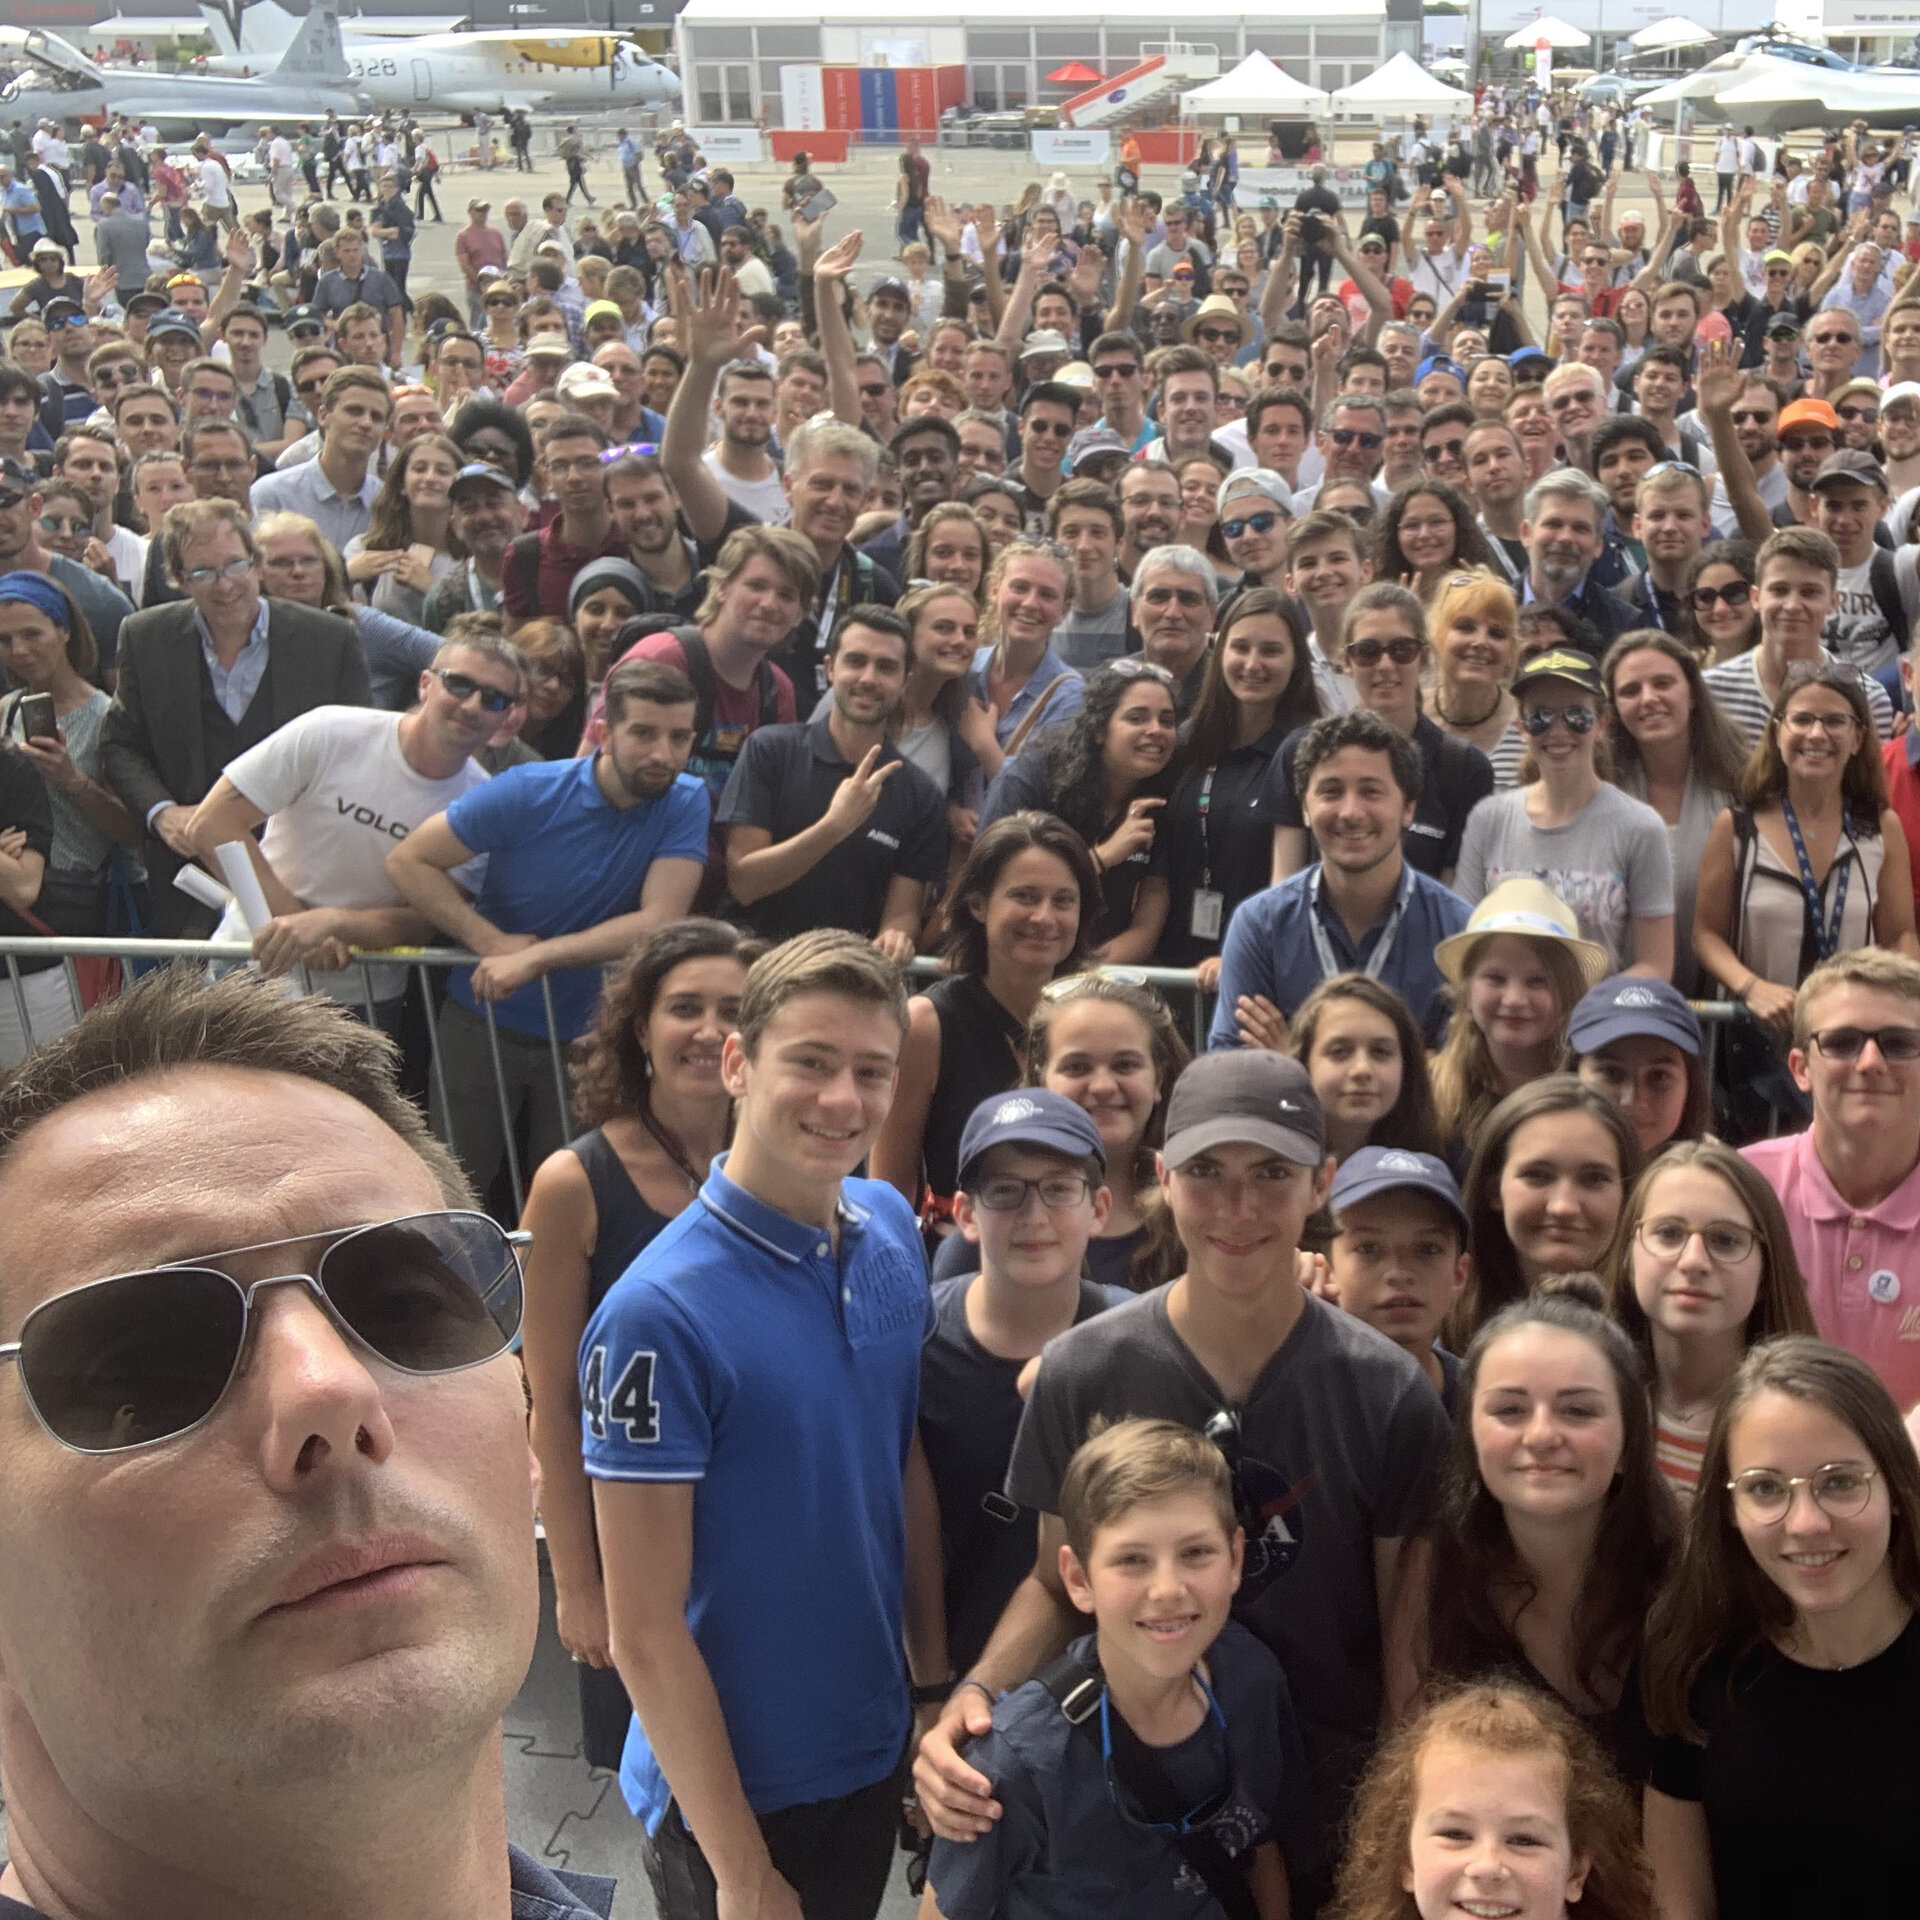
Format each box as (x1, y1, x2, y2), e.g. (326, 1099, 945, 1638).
(1567, 976, 1701, 1058)
(1329, 1146, 1469, 1234)
(957, 1089, 1106, 1190)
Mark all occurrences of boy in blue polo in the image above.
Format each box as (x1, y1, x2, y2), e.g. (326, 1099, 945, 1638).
(1324, 1147, 1470, 1412)
(924, 1417, 1296, 1920)
(581, 929, 940, 1920)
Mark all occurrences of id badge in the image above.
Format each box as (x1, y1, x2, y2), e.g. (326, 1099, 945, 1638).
(1190, 888, 1224, 941)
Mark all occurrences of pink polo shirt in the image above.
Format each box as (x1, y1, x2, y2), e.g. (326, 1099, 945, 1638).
(1744, 1129, 1920, 1413)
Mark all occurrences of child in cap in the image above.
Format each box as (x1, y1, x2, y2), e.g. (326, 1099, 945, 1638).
(924, 1417, 1298, 1920)
(1326, 1146, 1471, 1412)
(1567, 974, 1707, 1159)
(919, 1090, 1122, 1676)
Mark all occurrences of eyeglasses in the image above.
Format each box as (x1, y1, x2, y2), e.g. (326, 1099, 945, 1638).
(856, 381, 889, 399)
(1329, 428, 1383, 451)
(181, 556, 255, 586)
(1221, 510, 1280, 540)
(1779, 708, 1860, 737)
(1728, 1463, 1879, 1524)
(1689, 581, 1752, 611)
(1637, 1216, 1759, 1263)
(1423, 437, 1466, 461)
(261, 552, 322, 573)
(1140, 586, 1205, 610)
(1806, 1025, 1920, 1063)
(1520, 703, 1597, 736)
(1837, 404, 1879, 422)
(93, 363, 142, 387)
(1346, 635, 1424, 667)
(968, 1173, 1095, 1212)
(0, 1211, 525, 1453)
(1195, 327, 1240, 345)
(37, 514, 88, 537)
(432, 667, 520, 713)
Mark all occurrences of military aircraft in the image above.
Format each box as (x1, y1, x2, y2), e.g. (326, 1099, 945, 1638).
(1638, 42, 1920, 134)
(198, 0, 680, 112)
(0, 0, 369, 139)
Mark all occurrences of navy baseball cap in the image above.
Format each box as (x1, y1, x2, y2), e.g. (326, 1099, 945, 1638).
(145, 309, 202, 347)
(1162, 1052, 1325, 1170)
(957, 1090, 1106, 1189)
(1567, 977, 1701, 1057)
(1329, 1147, 1469, 1235)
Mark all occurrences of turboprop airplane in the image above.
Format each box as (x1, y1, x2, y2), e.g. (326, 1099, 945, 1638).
(0, 0, 369, 137)
(198, 0, 680, 111)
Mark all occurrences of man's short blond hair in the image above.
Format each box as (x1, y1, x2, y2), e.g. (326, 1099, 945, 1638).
(161, 497, 254, 584)
(1060, 1417, 1238, 1566)
(734, 929, 908, 1059)
(693, 524, 821, 627)
(1795, 949, 1920, 1049)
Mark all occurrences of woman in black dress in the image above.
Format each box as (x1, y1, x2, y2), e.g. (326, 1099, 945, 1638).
(1156, 586, 1322, 979)
(871, 811, 1097, 1240)
(518, 919, 760, 1768)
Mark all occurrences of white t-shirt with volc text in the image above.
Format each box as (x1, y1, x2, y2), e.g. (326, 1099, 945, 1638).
(213, 706, 488, 1002)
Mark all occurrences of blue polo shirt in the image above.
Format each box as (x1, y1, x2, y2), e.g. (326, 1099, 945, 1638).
(970, 644, 1086, 749)
(443, 756, 708, 1040)
(1208, 862, 1470, 1051)
(579, 1160, 930, 1830)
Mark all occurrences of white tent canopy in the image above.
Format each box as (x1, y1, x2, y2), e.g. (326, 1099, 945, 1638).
(1181, 49, 1329, 117)
(1629, 16, 1718, 51)
(1331, 50, 1474, 114)
(1501, 14, 1592, 50)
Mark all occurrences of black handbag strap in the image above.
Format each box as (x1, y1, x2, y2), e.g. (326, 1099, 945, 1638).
(1036, 1649, 1259, 1920)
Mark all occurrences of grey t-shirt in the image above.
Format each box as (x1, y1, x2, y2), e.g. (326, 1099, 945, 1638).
(1051, 596, 1131, 670)
(1006, 1287, 1449, 1864)
(1452, 781, 1675, 974)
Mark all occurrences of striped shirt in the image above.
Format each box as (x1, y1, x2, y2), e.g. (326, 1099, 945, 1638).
(1701, 647, 1894, 749)
(1655, 1407, 1711, 1498)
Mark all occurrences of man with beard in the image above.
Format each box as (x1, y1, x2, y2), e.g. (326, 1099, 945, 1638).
(605, 451, 750, 626)
(694, 359, 784, 526)
(1117, 462, 1182, 580)
(387, 655, 708, 1200)
(1772, 396, 1843, 529)
(1520, 466, 1636, 645)
(863, 274, 917, 385)
(1705, 373, 1790, 530)
(422, 462, 525, 631)
(717, 607, 946, 958)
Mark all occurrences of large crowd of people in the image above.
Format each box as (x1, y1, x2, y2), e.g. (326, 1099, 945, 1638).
(2, 92, 1920, 1920)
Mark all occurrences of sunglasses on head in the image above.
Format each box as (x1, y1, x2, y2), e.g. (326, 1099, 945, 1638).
(0, 1211, 525, 1453)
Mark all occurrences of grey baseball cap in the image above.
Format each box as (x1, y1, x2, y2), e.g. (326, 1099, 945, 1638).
(1162, 1052, 1326, 1170)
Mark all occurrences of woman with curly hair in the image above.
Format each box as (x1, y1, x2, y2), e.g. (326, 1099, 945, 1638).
(340, 430, 465, 626)
(1385, 1275, 1679, 1783)
(1642, 1339, 1920, 1920)
(980, 657, 1175, 960)
(516, 920, 759, 1760)
(1375, 478, 1499, 605)
(904, 502, 988, 603)
(1330, 1681, 1654, 1920)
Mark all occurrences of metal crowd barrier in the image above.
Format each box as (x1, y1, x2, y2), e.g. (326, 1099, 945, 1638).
(0, 936, 1746, 1219)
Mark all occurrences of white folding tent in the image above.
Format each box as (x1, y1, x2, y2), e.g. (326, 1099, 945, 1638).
(1330, 50, 1474, 116)
(1500, 15, 1593, 50)
(1180, 49, 1330, 118)
(1629, 16, 1719, 52)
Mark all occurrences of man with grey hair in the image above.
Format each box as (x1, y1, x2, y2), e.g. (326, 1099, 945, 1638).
(1375, 319, 1420, 392)
(186, 632, 525, 1025)
(1521, 467, 1637, 644)
(1819, 240, 1892, 379)
(1293, 394, 1390, 513)
(1128, 545, 1218, 718)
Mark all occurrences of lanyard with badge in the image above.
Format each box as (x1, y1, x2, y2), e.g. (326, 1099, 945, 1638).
(1781, 797, 1851, 961)
(1190, 769, 1225, 941)
(1308, 862, 1413, 983)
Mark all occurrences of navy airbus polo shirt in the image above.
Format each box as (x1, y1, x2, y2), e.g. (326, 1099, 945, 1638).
(714, 716, 949, 941)
(1207, 861, 1470, 1051)
(580, 1158, 930, 1830)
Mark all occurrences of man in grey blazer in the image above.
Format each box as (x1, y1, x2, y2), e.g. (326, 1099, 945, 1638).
(103, 498, 372, 933)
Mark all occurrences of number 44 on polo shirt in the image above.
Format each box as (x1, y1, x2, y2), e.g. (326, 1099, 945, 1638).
(582, 1346, 660, 1444)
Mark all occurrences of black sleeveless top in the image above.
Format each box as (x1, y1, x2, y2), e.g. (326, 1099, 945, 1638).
(920, 972, 1028, 1202)
(566, 1126, 676, 1311)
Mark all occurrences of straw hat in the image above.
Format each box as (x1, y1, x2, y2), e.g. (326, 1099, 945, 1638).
(1434, 878, 1609, 988)
(1182, 292, 1254, 348)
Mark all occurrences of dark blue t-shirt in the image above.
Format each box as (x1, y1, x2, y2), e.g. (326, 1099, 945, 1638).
(927, 1623, 1298, 1920)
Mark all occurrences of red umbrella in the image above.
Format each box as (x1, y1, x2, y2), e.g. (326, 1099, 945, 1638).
(1047, 62, 1104, 85)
